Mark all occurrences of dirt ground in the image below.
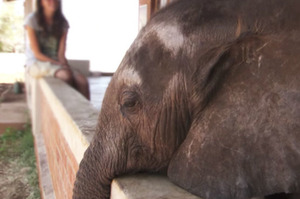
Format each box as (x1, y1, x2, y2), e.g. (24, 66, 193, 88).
(0, 83, 25, 103)
(0, 159, 32, 199)
(0, 83, 40, 199)
(0, 126, 40, 199)
(0, 83, 28, 134)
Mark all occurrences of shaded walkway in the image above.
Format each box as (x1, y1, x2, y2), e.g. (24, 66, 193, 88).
(88, 76, 111, 111)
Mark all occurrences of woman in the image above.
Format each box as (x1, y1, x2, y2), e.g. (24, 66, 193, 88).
(24, 0, 90, 99)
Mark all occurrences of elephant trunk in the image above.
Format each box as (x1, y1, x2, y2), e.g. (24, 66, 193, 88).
(73, 132, 126, 199)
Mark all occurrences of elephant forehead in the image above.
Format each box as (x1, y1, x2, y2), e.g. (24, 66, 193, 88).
(117, 67, 142, 86)
(155, 23, 184, 54)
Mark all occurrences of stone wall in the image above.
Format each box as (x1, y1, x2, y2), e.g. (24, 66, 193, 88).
(40, 92, 78, 199)
(29, 77, 97, 199)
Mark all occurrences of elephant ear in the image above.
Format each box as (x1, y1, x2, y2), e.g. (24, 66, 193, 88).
(167, 37, 300, 199)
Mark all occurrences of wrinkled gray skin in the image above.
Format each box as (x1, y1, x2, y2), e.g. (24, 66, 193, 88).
(73, 0, 300, 199)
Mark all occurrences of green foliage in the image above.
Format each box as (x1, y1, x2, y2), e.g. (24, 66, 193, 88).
(0, 127, 23, 153)
(0, 123, 32, 153)
(0, 124, 41, 199)
(0, 1, 24, 53)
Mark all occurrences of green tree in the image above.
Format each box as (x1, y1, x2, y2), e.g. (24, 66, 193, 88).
(0, 1, 24, 53)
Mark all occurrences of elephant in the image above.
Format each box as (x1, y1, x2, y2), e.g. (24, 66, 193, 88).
(73, 0, 300, 199)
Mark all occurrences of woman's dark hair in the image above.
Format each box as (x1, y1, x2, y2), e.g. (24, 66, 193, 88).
(36, 0, 68, 39)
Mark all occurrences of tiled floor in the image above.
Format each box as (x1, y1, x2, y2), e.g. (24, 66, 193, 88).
(88, 76, 112, 111)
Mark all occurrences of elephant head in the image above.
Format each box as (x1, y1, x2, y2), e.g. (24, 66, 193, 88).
(73, 0, 300, 199)
(73, 20, 193, 198)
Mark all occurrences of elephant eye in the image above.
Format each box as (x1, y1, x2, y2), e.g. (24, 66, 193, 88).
(120, 90, 141, 115)
(123, 100, 138, 108)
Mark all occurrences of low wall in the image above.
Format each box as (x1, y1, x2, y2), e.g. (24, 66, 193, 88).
(29, 77, 202, 199)
(30, 77, 97, 199)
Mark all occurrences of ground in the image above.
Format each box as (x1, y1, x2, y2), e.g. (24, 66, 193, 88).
(0, 83, 25, 102)
(0, 83, 28, 133)
(0, 125, 40, 199)
(0, 83, 40, 199)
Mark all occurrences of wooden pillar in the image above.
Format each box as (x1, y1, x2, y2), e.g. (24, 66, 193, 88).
(138, 0, 173, 30)
(139, 0, 151, 20)
(159, 0, 172, 9)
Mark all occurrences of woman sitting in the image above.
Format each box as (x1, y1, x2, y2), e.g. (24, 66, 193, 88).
(24, 0, 90, 100)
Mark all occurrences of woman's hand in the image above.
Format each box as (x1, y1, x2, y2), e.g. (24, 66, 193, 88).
(51, 60, 62, 66)
(61, 63, 70, 69)
(50, 60, 69, 68)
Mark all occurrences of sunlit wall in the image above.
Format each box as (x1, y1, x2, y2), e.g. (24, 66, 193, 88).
(62, 0, 139, 72)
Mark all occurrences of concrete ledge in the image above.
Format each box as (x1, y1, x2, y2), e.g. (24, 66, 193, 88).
(111, 174, 202, 199)
(69, 60, 90, 77)
(39, 77, 97, 163)
(29, 77, 98, 198)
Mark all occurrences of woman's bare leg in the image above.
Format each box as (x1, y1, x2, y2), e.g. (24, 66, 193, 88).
(73, 71, 90, 100)
(55, 69, 73, 85)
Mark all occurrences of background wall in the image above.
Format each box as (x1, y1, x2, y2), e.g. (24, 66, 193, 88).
(62, 0, 139, 73)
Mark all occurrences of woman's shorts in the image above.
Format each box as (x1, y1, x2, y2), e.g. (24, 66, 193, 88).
(26, 61, 61, 78)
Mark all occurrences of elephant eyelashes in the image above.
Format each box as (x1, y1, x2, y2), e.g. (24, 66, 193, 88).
(120, 90, 141, 116)
(123, 100, 138, 108)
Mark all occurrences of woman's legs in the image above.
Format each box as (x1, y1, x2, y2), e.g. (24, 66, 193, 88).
(73, 72, 90, 100)
(54, 68, 90, 100)
(55, 69, 73, 85)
